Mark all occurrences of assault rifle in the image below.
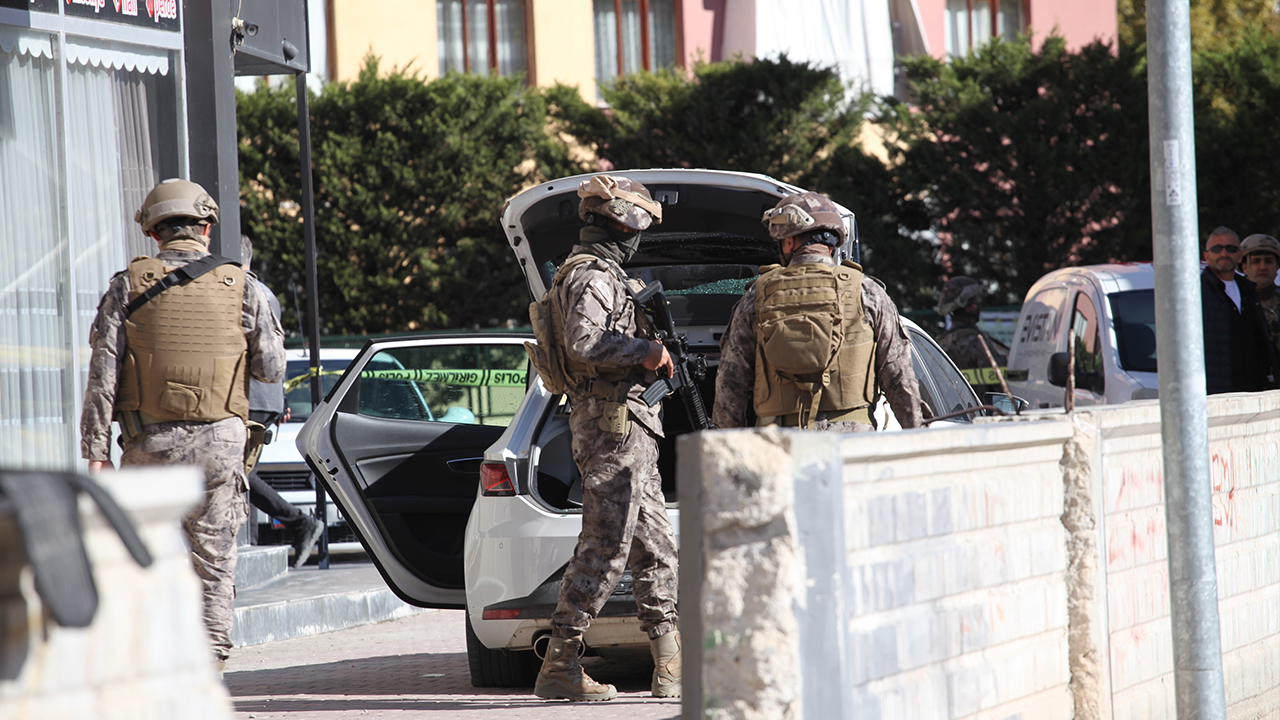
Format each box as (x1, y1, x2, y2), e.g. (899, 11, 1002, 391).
(632, 281, 715, 430)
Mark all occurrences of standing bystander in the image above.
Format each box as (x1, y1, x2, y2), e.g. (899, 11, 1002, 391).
(1241, 233, 1280, 363)
(1200, 226, 1276, 394)
(79, 179, 286, 671)
(241, 234, 323, 568)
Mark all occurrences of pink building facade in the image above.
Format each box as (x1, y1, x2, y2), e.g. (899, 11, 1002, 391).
(677, 0, 1117, 96)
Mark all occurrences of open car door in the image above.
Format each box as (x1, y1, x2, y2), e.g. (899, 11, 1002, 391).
(297, 334, 531, 608)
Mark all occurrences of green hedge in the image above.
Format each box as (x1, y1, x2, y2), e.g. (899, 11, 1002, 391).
(239, 39, 1280, 331)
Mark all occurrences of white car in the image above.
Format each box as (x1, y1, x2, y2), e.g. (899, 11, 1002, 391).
(297, 170, 986, 687)
(1004, 262, 1158, 409)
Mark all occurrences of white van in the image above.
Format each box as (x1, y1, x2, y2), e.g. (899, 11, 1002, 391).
(1005, 263, 1158, 409)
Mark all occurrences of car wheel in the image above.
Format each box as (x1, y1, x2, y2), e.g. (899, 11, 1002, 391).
(465, 613, 540, 688)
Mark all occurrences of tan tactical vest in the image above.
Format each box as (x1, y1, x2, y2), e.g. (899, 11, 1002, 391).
(115, 256, 250, 424)
(753, 260, 877, 426)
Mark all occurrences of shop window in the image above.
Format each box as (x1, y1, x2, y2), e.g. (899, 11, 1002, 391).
(945, 0, 1024, 56)
(593, 0, 680, 95)
(437, 0, 530, 78)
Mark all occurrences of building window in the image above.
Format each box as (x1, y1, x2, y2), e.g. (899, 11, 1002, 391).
(593, 0, 680, 92)
(437, 0, 530, 78)
(945, 0, 1024, 56)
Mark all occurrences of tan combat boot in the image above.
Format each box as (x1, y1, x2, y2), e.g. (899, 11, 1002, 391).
(650, 630, 682, 698)
(534, 636, 617, 701)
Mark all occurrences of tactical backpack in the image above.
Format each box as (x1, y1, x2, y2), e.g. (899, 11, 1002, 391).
(525, 254, 601, 395)
(753, 260, 877, 427)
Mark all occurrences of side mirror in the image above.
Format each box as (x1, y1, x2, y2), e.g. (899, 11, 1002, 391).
(1048, 352, 1070, 387)
(983, 392, 1030, 415)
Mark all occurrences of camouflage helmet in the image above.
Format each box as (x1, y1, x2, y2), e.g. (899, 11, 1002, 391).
(1241, 233, 1280, 262)
(937, 276, 985, 316)
(135, 178, 219, 233)
(577, 175, 663, 231)
(761, 192, 846, 245)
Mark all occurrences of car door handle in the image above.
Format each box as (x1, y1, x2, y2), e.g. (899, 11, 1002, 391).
(446, 457, 484, 476)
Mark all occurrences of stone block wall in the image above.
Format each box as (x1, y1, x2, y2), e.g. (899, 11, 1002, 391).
(0, 467, 233, 720)
(680, 391, 1280, 720)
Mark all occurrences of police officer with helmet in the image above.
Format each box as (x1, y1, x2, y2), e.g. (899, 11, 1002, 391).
(935, 276, 1010, 398)
(80, 178, 286, 671)
(713, 192, 923, 431)
(531, 175, 682, 702)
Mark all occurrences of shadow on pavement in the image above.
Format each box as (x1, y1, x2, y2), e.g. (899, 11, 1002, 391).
(226, 650, 665, 713)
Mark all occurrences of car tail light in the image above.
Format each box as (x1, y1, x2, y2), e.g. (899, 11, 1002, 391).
(482, 608, 522, 620)
(480, 462, 516, 497)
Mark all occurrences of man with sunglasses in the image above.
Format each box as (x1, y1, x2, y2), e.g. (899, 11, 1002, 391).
(1200, 226, 1276, 394)
(714, 192, 922, 431)
(79, 179, 285, 672)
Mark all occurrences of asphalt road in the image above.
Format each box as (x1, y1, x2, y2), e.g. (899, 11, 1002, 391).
(225, 609, 680, 719)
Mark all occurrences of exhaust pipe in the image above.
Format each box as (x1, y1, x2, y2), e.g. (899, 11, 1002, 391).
(532, 632, 552, 660)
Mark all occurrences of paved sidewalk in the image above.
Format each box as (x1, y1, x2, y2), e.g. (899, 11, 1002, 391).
(225, 609, 679, 719)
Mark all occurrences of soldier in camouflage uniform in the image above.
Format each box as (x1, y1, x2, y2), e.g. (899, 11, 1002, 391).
(714, 192, 923, 431)
(535, 175, 681, 702)
(934, 276, 1010, 398)
(80, 179, 286, 670)
(1242, 234, 1280, 363)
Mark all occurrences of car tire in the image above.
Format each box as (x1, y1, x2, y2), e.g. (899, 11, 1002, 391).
(465, 613, 540, 688)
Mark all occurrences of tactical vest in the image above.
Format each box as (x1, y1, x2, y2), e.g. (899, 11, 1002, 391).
(525, 253, 652, 399)
(115, 256, 250, 425)
(753, 260, 877, 427)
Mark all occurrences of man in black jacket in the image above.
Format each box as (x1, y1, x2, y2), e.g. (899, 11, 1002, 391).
(1200, 226, 1277, 394)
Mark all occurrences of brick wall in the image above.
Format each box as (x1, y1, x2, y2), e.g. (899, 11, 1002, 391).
(680, 391, 1280, 720)
(0, 467, 233, 720)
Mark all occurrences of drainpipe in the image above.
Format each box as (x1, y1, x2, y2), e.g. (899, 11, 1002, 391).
(1146, 1, 1227, 718)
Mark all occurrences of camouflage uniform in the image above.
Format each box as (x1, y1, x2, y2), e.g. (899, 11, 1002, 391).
(714, 251, 923, 431)
(80, 247, 286, 661)
(1255, 285, 1280, 362)
(550, 244, 679, 641)
(935, 322, 1010, 398)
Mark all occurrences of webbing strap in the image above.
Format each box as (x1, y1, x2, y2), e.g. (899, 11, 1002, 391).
(124, 254, 239, 319)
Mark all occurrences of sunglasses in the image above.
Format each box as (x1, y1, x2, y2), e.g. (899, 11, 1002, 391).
(1207, 244, 1241, 254)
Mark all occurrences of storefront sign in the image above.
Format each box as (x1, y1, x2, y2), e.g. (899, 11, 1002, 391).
(62, 0, 180, 32)
(0, 0, 58, 12)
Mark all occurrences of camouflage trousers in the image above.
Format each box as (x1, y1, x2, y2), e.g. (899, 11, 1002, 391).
(552, 416, 679, 640)
(121, 416, 248, 661)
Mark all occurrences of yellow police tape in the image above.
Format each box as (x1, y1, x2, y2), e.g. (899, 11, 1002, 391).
(283, 369, 346, 394)
(360, 368, 528, 387)
(960, 367, 1008, 385)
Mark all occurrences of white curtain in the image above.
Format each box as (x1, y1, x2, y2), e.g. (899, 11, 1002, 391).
(946, 0, 969, 55)
(755, 0, 896, 96)
(620, 0, 642, 74)
(64, 40, 166, 467)
(0, 31, 68, 469)
(593, 0, 618, 97)
(648, 0, 677, 70)
(438, 0, 466, 74)
(494, 0, 528, 77)
(971, 0, 993, 48)
(467, 0, 489, 72)
(997, 0, 1022, 41)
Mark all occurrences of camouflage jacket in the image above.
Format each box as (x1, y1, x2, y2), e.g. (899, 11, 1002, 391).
(935, 323, 1010, 396)
(555, 246, 662, 438)
(80, 249, 287, 461)
(713, 253, 923, 430)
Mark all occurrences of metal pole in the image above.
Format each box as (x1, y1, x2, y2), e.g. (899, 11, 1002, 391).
(1146, 1, 1226, 717)
(297, 71, 329, 570)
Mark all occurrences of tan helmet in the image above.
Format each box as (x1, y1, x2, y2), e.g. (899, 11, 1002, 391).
(937, 276, 984, 316)
(135, 178, 219, 232)
(1241, 233, 1280, 262)
(577, 175, 663, 231)
(762, 192, 846, 245)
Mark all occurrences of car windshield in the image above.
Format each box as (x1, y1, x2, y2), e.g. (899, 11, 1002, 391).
(1108, 289, 1156, 373)
(284, 358, 354, 423)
